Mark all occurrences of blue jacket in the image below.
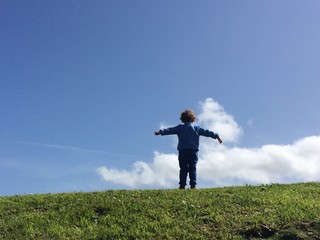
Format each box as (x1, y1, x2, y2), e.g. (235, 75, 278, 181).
(159, 123, 219, 151)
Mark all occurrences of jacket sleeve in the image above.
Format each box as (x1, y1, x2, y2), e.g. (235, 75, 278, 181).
(198, 127, 219, 139)
(160, 125, 180, 135)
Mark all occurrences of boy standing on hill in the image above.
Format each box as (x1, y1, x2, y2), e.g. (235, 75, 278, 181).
(155, 109, 222, 189)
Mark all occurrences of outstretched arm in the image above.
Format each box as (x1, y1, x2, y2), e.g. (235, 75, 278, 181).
(154, 125, 179, 136)
(199, 127, 222, 143)
(211, 134, 222, 144)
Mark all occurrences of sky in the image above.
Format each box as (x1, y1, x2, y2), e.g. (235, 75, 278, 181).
(1, 1, 320, 196)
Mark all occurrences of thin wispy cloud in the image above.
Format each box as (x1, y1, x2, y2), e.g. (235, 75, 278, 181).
(97, 98, 320, 188)
(15, 141, 139, 158)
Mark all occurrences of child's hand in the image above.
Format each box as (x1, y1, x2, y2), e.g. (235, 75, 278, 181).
(218, 137, 222, 144)
(154, 131, 161, 136)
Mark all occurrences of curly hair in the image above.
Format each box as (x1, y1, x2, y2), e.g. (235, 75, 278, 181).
(180, 109, 196, 123)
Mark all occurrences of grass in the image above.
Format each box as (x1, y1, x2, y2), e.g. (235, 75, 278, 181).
(0, 183, 319, 239)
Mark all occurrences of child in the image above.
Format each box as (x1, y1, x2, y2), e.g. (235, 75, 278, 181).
(155, 109, 222, 189)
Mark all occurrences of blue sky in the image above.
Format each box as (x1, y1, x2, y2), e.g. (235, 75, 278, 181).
(1, 1, 320, 196)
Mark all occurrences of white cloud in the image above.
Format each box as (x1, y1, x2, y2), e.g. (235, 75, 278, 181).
(198, 136, 320, 186)
(97, 152, 178, 187)
(197, 98, 243, 142)
(97, 98, 320, 188)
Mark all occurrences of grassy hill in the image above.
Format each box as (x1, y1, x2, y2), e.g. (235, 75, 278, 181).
(0, 183, 319, 239)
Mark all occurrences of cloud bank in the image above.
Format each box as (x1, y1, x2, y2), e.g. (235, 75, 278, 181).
(97, 98, 320, 188)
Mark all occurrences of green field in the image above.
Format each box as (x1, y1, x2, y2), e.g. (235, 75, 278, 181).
(0, 183, 319, 239)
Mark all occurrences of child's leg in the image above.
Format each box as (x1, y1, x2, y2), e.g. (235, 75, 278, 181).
(179, 150, 198, 188)
(178, 152, 188, 187)
(187, 152, 198, 188)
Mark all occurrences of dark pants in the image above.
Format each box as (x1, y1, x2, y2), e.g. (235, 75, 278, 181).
(178, 150, 198, 186)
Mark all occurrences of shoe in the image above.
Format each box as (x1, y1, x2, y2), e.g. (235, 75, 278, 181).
(179, 184, 186, 189)
(191, 184, 196, 189)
